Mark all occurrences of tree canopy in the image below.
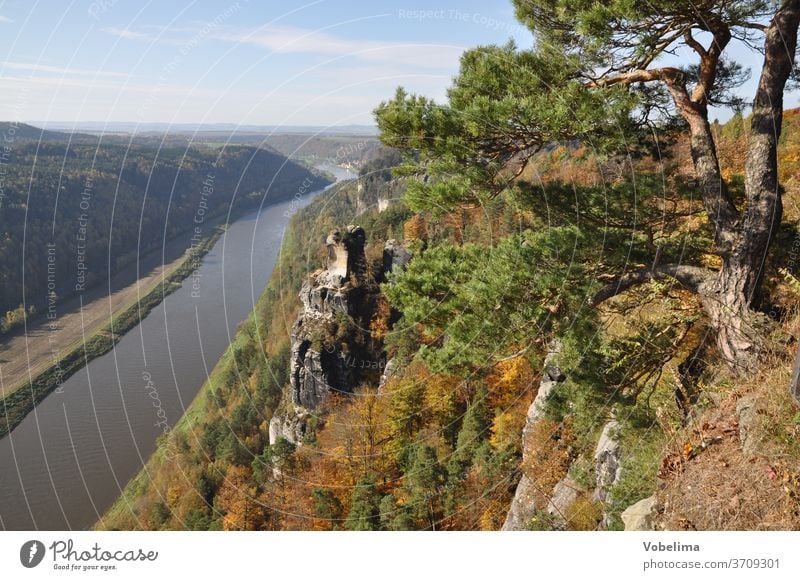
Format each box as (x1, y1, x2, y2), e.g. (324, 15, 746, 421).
(377, 0, 800, 367)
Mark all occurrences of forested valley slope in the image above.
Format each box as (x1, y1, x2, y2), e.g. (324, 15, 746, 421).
(102, 110, 800, 530)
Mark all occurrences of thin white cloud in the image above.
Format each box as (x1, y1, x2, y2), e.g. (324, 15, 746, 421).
(2, 61, 129, 78)
(102, 22, 464, 70)
(0, 16, 14, 24)
(211, 24, 463, 70)
(101, 27, 155, 41)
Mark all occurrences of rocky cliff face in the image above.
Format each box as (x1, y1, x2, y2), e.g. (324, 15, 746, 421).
(269, 227, 409, 446)
(503, 343, 624, 531)
(502, 343, 566, 530)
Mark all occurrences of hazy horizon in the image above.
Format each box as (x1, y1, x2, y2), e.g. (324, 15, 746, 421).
(27, 119, 379, 134)
(0, 1, 531, 127)
(1, 0, 783, 129)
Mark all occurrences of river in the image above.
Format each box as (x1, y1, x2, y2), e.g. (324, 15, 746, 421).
(0, 164, 354, 530)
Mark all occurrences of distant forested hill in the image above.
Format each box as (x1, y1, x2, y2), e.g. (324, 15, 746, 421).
(0, 135, 329, 328)
(264, 134, 380, 168)
(0, 122, 97, 143)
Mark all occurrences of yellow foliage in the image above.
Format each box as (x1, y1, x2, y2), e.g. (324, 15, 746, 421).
(490, 400, 528, 453)
(486, 356, 534, 409)
(523, 419, 575, 500)
(478, 503, 506, 531)
(720, 167, 741, 182)
(369, 296, 391, 342)
(166, 485, 182, 507)
(314, 387, 394, 488)
(424, 370, 461, 424)
(700, 253, 723, 270)
(217, 465, 266, 530)
(779, 267, 800, 298)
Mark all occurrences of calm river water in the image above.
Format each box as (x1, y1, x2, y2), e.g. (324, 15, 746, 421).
(0, 165, 354, 530)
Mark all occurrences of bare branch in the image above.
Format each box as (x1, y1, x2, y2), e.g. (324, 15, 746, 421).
(585, 66, 685, 88)
(684, 30, 707, 58)
(741, 21, 768, 32)
(690, 20, 731, 107)
(588, 264, 714, 307)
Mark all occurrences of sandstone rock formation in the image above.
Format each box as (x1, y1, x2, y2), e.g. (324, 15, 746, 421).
(269, 227, 409, 447)
(378, 358, 396, 390)
(547, 476, 582, 520)
(593, 419, 622, 503)
(502, 342, 566, 530)
(382, 239, 412, 276)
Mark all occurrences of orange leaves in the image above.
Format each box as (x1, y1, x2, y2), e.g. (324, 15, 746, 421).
(720, 167, 742, 183)
(403, 213, 428, 242)
(486, 355, 534, 409)
(312, 387, 395, 490)
(484, 356, 535, 453)
(216, 465, 267, 531)
(522, 419, 575, 498)
(166, 485, 182, 508)
(369, 296, 391, 342)
(779, 150, 800, 163)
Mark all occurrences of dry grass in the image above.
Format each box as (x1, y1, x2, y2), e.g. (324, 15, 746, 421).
(655, 349, 800, 531)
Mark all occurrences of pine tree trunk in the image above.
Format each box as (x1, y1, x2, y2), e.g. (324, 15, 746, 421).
(589, 3, 800, 373)
(703, 259, 759, 368)
(699, 2, 800, 369)
(678, 99, 755, 366)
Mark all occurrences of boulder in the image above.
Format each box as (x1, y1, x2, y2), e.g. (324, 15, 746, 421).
(382, 239, 412, 276)
(593, 420, 622, 503)
(290, 334, 353, 411)
(525, 344, 566, 428)
(268, 411, 306, 446)
(343, 225, 367, 279)
(621, 496, 657, 531)
(501, 474, 539, 531)
(324, 225, 367, 281)
(273, 225, 384, 447)
(298, 275, 349, 318)
(326, 229, 348, 278)
(736, 395, 760, 457)
(379, 358, 396, 389)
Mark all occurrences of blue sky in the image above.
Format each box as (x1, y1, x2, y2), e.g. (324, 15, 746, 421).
(0, 0, 790, 127)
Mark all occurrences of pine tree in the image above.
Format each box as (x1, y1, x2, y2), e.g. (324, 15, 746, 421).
(376, 0, 800, 369)
(446, 389, 492, 516)
(344, 477, 381, 531)
(447, 388, 491, 481)
(312, 488, 343, 530)
(378, 494, 414, 531)
(403, 443, 446, 530)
